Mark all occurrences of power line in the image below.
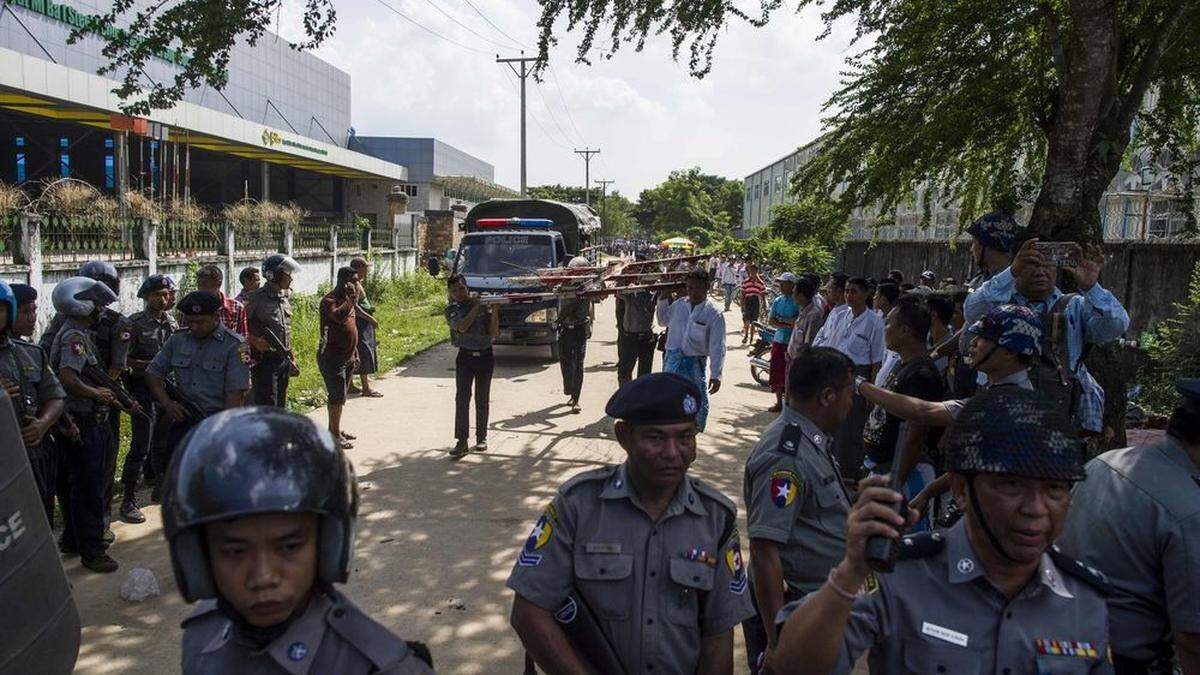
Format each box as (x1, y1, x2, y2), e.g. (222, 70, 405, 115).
(369, 0, 491, 55)
(532, 79, 578, 148)
(548, 64, 586, 145)
(418, 0, 510, 50)
(460, 0, 528, 49)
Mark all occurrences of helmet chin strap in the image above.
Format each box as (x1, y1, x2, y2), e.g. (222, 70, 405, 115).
(966, 474, 1017, 563)
(971, 342, 1001, 372)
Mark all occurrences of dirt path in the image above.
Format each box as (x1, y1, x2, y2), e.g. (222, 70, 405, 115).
(69, 296, 777, 674)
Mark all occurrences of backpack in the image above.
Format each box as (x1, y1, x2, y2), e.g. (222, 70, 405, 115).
(1024, 294, 1083, 425)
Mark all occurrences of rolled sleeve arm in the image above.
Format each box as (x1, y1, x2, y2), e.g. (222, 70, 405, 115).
(1078, 283, 1130, 344)
(964, 267, 1015, 325)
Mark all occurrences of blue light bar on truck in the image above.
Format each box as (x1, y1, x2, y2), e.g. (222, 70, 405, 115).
(476, 217, 555, 229)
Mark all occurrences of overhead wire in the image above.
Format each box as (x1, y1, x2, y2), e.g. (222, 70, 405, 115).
(497, 64, 572, 152)
(460, 0, 528, 49)
(417, 0, 511, 50)
(369, 0, 491, 55)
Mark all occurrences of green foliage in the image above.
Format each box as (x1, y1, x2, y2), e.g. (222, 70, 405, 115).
(636, 168, 742, 239)
(529, 184, 590, 203)
(1138, 259, 1200, 415)
(704, 194, 844, 274)
(528, 184, 639, 238)
(177, 259, 200, 297)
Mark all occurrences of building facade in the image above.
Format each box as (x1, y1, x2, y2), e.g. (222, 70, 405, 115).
(352, 136, 517, 214)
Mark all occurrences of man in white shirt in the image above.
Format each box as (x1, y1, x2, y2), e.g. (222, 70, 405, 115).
(720, 258, 741, 312)
(812, 276, 885, 479)
(657, 267, 727, 432)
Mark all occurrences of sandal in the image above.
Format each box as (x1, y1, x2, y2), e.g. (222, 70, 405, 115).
(339, 439, 354, 450)
(362, 390, 384, 398)
(340, 430, 357, 440)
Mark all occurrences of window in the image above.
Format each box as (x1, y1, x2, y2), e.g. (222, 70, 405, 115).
(59, 136, 70, 177)
(399, 183, 419, 197)
(104, 137, 115, 189)
(775, 175, 783, 193)
(1148, 198, 1188, 238)
(14, 136, 25, 183)
(150, 141, 159, 192)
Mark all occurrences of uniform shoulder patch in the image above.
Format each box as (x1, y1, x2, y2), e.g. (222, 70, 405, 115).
(775, 423, 805, 456)
(560, 465, 618, 494)
(691, 477, 737, 515)
(896, 531, 948, 561)
(1048, 546, 1114, 596)
(325, 593, 411, 669)
(236, 343, 252, 364)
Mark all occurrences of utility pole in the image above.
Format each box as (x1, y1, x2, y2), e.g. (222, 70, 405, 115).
(594, 179, 614, 229)
(574, 148, 600, 205)
(497, 52, 543, 196)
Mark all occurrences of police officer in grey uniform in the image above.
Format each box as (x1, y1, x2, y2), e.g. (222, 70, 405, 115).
(118, 274, 179, 522)
(741, 346, 855, 669)
(164, 407, 436, 674)
(244, 253, 301, 407)
(0, 281, 66, 523)
(146, 291, 250, 489)
(772, 387, 1114, 675)
(508, 372, 756, 675)
(50, 276, 125, 573)
(1056, 378, 1200, 674)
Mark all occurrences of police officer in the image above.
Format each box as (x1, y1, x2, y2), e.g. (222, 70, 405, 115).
(741, 347, 855, 670)
(145, 290, 250, 493)
(771, 387, 1113, 675)
(244, 253, 301, 407)
(965, 211, 1019, 292)
(557, 256, 594, 413)
(1056, 378, 1200, 674)
(508, 372, 756, 674)
(49, 276, 124, 573)
(163, 407, 436, 674)
(0, 281, 65, 523)
(118, 274, 178, 523)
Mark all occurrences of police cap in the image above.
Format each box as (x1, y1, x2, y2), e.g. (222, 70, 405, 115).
(606, 372, 703, 426)
(966, 211, 1020, 253)
(945, 387, 1085, 482)
(177, 290, 221, 316)
(10, 283, 36, 307)
(137, 274, 177, 299)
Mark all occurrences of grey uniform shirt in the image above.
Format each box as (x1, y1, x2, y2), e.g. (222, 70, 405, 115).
(0, 338, 65, 445)
(558, 297, 592, 328)
(148, 325, 251, 415)
(784, 521, 1113, 675)
(50, 317, 103, 415)
(621, 291, 656, 334)
(126, 310, 178, 376)
(506, 463, 756, 674)
(1056, 437, 1200, 661)
(444, 302, 493, 352)
(744, 407, 850, 595)
(245, 286, 293, 352)
(41, 308, 130, 370)
(181, 590, 435, 674)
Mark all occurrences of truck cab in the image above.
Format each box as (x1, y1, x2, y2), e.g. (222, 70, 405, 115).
(454, 199, 599, 358)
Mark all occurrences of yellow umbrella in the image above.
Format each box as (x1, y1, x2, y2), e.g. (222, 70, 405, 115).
(660, 236, 696, 250)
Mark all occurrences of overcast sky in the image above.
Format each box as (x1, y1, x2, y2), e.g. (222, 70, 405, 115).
(278, 0, 857, 197)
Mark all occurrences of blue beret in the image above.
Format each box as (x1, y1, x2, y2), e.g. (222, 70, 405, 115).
(967, 211, 1020, 253)
(1178, 378, 1200, 405)
(137, 274, 177, 299)
(178, 290, 221, 316)
(606, 372, 703, 425)
(946, 387, 1085, 482)
(10, 283, 36, 307)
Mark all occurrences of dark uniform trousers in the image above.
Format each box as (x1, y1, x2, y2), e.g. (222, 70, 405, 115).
(153, 418, 200, 491)
(557, 324, 588, 399)
(455, 348, 493, 442)
(617, 330, 656, 385)
(741, 577, 804, 672)
(61, 411, 114, 556)
(121, 377, 170, 494)
(251, 355, 291, 407)
(27, 437, 59, 526)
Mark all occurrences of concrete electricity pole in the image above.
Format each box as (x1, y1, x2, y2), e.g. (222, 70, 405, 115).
(594, 179, 614, 228)
(497, 52, 544, 196)
(574, 148, 600, 205)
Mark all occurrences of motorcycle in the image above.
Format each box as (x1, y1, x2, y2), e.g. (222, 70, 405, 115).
(748, 321, 774, 387)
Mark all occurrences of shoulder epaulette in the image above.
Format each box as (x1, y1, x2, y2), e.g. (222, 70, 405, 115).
(325, 594, 411, 669)
(1049, 545, 1114, 596)
(12, 338, 45, 355)
(775, 423, 805, 457)
(690, 477, 737, 515)
(896, 530, 948, 561)
(560, 465, 618, 493)
(180, 599, 220, 628)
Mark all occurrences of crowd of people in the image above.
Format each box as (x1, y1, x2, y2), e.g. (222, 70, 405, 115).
(7, 208, 1197, 674)
(3, 253, 384, 576)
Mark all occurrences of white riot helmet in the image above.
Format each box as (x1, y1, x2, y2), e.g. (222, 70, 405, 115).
(262, 253, 301, 282)
(567, 256, 590, 269)
(52, 276, 118, 317)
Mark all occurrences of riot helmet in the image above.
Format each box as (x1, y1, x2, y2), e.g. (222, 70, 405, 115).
(261, 253, 301, 283)
(51, 277, 118, 318)
(77, 260, 120, 294)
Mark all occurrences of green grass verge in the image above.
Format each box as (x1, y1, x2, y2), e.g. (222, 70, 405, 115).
(114, 271, 448, 482)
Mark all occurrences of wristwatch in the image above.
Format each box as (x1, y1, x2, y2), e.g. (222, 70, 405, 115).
(854, 375, 866, 395)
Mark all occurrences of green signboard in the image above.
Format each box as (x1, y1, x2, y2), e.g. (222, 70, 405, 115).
(6, 0, 191, 67)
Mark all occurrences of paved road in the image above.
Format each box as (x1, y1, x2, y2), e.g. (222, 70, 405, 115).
(69, 297, 779, 674)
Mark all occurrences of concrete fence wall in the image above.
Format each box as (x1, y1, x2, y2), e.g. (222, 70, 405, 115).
(0, 215, 419, 335)
(834, 239, 1200, 334)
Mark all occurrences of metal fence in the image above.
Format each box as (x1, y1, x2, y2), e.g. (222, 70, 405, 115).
(236, 222, 287, 256)
(293, 220, 330, 253)
(40, 215, 137, 263)
(337, 222, 367, 252)
(158, 221, 223, 259)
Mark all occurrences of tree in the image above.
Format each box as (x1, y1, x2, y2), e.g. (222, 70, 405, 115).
(635, 168, 742, 240)
(70, 0, 336, 114)
(528, 184, 590, 203)
(535, 1, 1200, 242)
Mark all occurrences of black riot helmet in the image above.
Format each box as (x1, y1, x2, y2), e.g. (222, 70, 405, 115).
(162, 406, 358, 603)
(261, 253, 301, 283)
(77, 260, 120, 294)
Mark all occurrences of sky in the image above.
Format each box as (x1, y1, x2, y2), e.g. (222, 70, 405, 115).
(276, 0, 859, 197)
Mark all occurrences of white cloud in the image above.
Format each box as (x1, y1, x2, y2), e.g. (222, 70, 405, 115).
(277, 0, 858, 195)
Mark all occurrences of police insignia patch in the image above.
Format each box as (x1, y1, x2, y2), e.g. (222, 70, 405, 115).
(237, 344, 251, 364)
(553, 596, 578, 624)
(70, 341, 84, 356)
(861, 573, 879, 595)
(769, 470, 799, 508)
(287, 642, 309, 661)
(517, 512, 554, 567)
(682, 394, 698, 416)
(119, 330, 131, 342)
(725, 535, 747, 595)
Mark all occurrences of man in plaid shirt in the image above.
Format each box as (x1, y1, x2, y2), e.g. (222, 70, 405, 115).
(197, 265, 248, 339)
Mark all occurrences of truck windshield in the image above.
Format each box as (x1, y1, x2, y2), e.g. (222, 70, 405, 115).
(457, 234, 554, 276)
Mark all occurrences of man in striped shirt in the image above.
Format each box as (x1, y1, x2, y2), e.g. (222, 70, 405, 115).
(740, 262, 767, 344)
(197, 264, 248, 340)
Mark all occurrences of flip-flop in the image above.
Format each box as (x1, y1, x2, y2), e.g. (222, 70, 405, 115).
(339, 439, 354, 450)
(340, 430, 357, 440)
(362, 390, 384, 398)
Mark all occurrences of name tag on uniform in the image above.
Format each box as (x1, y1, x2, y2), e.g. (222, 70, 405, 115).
(585, 542, 621, 554)
(922, 621, 969, 647)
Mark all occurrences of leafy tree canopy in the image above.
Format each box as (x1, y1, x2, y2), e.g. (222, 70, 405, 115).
(635, 167, 743, 240)
(535, 0, 1200, 242)
(528, 184, 639, 237)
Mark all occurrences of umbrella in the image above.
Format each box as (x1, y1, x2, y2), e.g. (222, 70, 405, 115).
(660, 236, 696, 250)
